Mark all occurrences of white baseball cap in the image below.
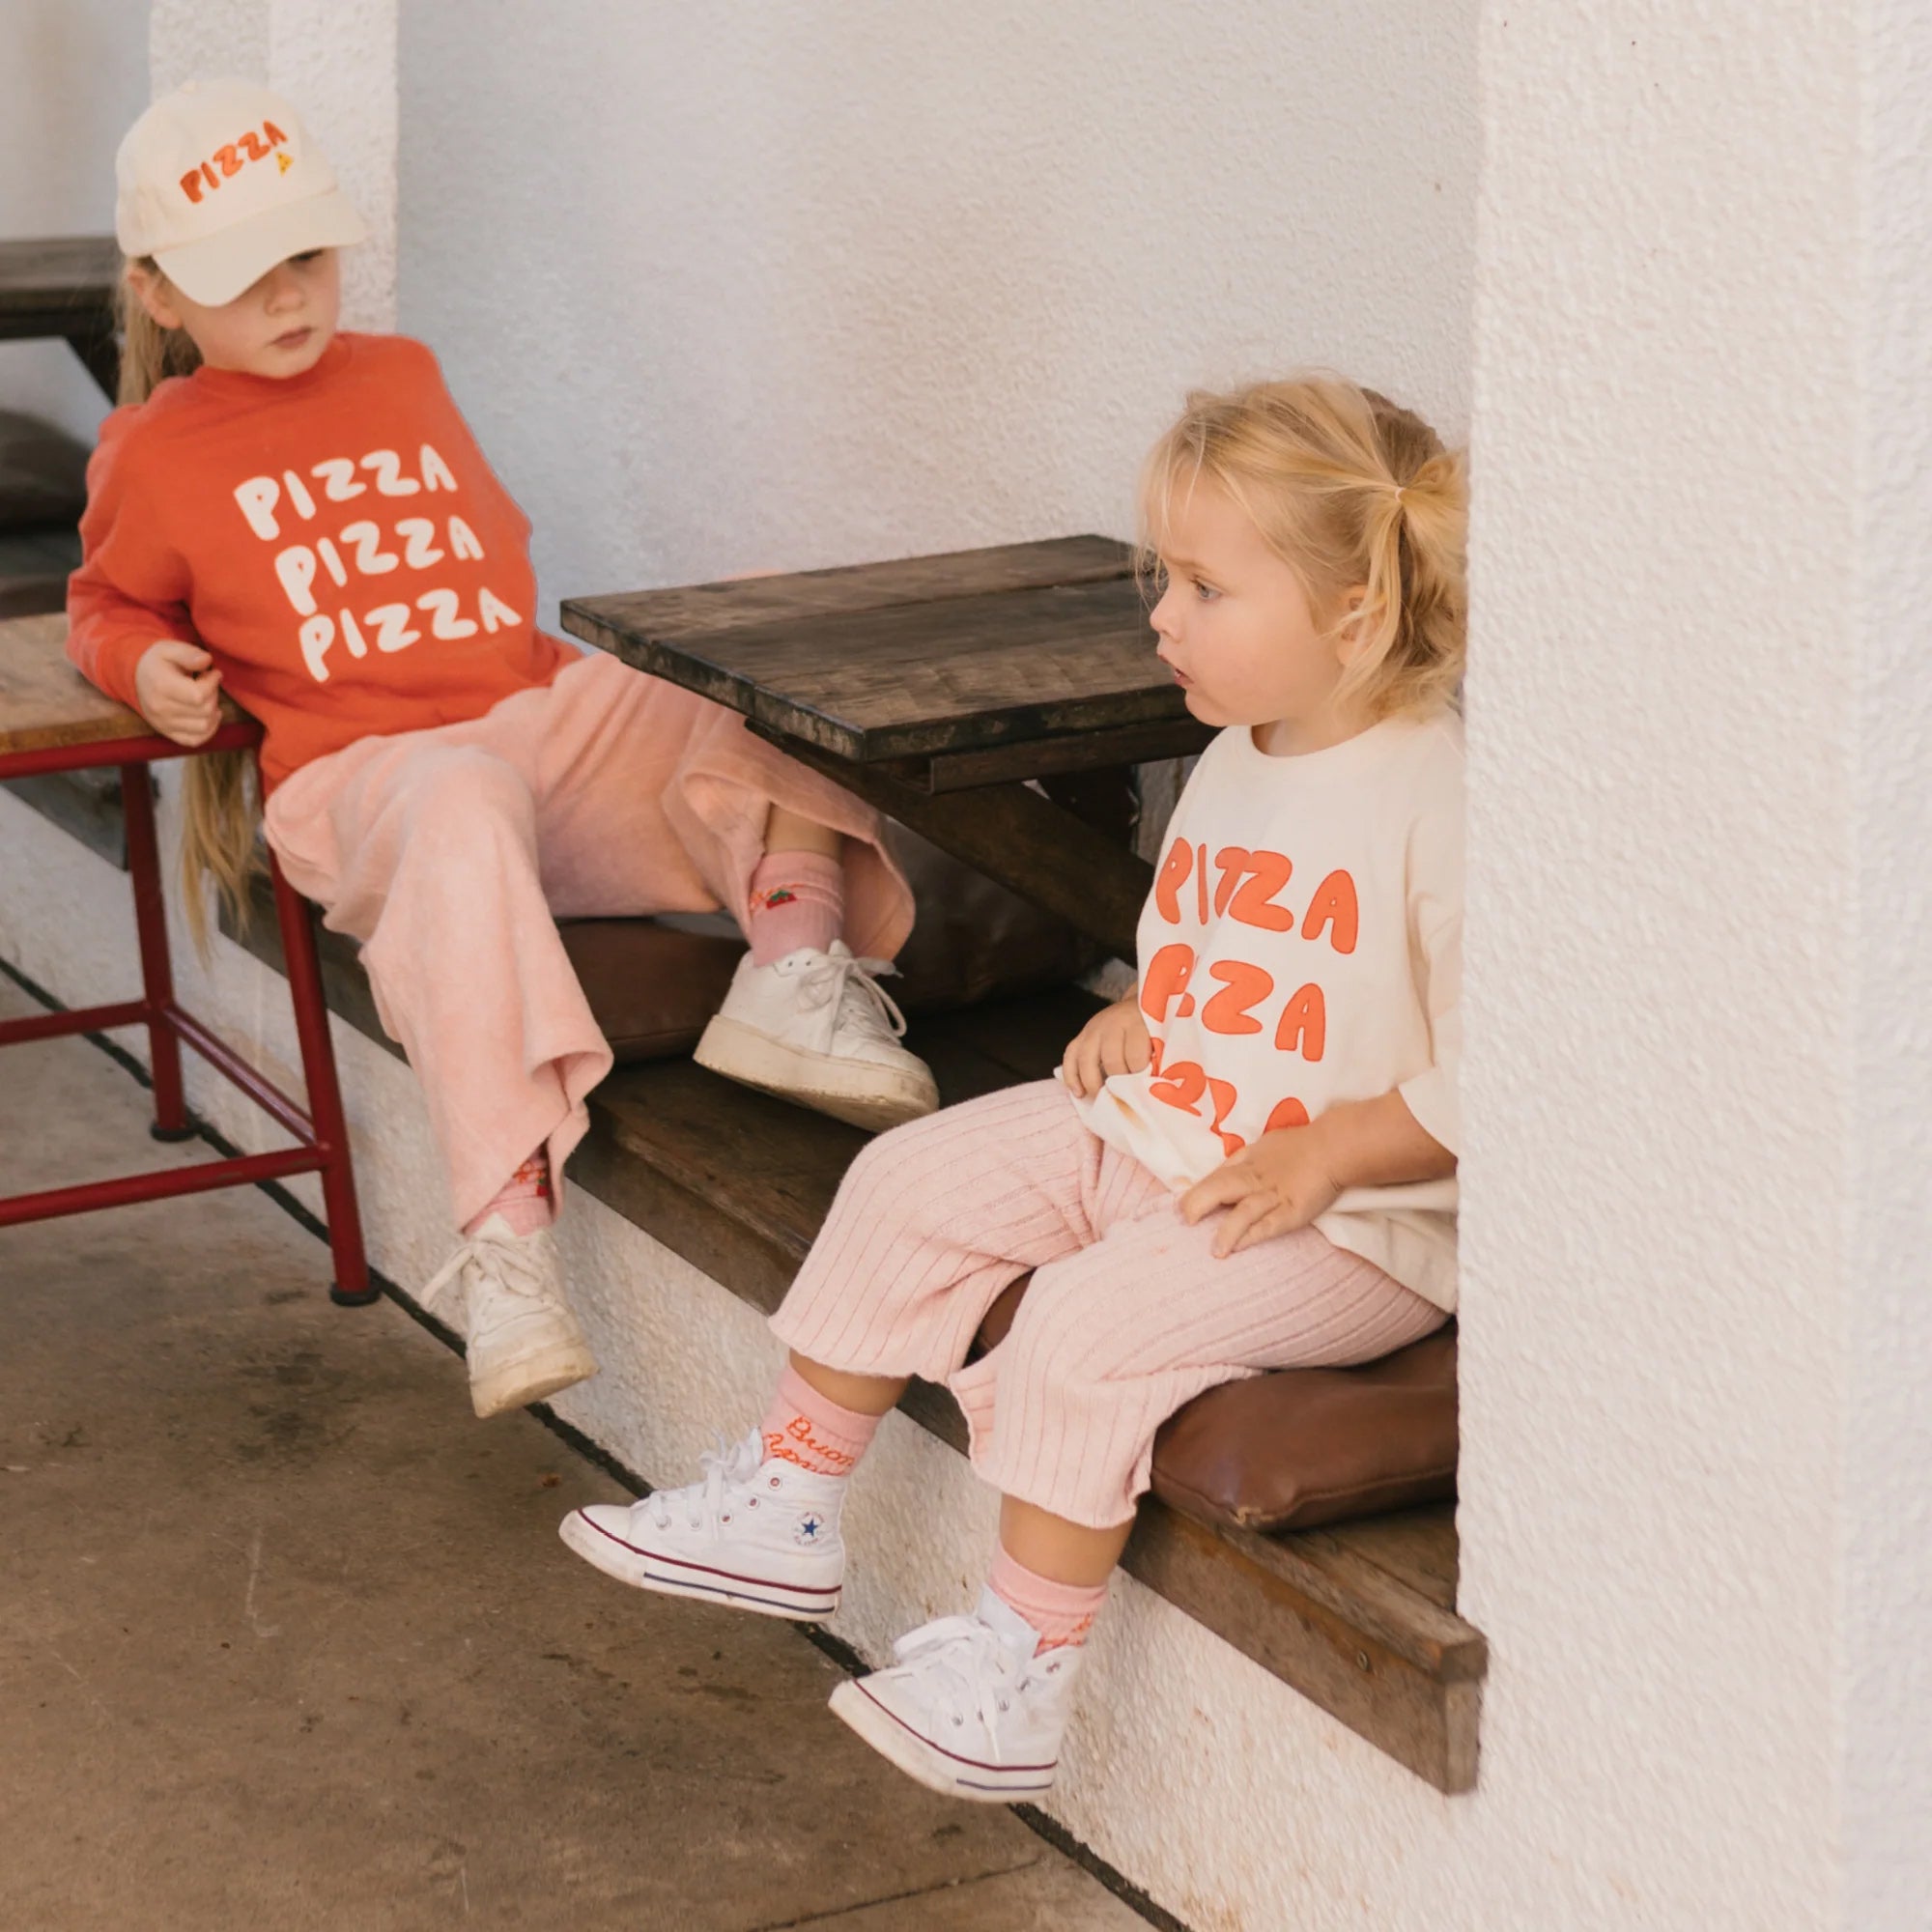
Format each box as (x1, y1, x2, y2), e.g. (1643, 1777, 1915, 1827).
(115, 78, 368, 306)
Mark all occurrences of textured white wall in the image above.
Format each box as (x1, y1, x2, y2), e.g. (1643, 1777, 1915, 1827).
(149, 0, 397, 330)
(13, 1, 1919, 1925)
(1845, 2, 1932, 1919)
(1464, 3, 1931, 1929)
(396, 0, 1478, 625)
(0, 0, 149, 442)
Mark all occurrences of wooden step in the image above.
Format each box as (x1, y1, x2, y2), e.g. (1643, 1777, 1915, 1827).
(3, 756, 1487, 1791)
(217, 876, 1485, 1792)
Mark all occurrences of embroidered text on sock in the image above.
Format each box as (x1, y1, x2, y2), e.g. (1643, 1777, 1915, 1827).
(748, 850, 844, 964)
(988, 1542, 1111, 1651)
(463, 1150, 553, 1240)
(759, 1362, 883, 1476)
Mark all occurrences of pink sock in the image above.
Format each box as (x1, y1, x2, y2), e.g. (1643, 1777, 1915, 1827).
(988, 1542, 1111, 1651)
(759, 1363, 882, 1476)
(748, 851, 844, 965)
(463, 1150, 553, 1239)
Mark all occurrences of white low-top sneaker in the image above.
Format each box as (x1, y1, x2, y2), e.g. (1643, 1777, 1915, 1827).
(694, 942, 940, 1130)
(421, 1215, 597, 1419)
(558, 1428, 847, 1621)
(827, 1588, 1082, 1803)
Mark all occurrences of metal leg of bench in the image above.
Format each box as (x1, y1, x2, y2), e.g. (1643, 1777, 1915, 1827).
(269, 853, 376, 1307)
(120, 762, 193, 1142)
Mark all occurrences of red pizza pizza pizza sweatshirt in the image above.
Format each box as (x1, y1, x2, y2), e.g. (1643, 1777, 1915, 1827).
(1071, 714, 1463, 1310)
(67, 332, 570, 790)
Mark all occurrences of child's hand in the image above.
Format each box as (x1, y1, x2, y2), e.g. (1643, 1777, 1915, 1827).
(1181, 1125, 1345, 1258)
(1060, 994, 1151, 1098)
(133, 640, 222, 747)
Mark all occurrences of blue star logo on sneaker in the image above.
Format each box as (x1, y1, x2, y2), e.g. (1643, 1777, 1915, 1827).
(797, 1514, 824, 1543)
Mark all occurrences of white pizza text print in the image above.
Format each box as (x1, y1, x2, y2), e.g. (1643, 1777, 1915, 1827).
(229, 443, 523, 683)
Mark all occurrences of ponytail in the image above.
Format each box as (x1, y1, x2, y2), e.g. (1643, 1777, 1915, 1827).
(119, 260, 259, 956)
(1335, 428, 1466, 721)
(117, 261, 200, 405)
(1139, 376, 1468, 724)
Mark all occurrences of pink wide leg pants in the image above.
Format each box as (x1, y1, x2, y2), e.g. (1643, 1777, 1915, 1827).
(263, 650, 913, 1230)
(771, 1080, 1445, 1528)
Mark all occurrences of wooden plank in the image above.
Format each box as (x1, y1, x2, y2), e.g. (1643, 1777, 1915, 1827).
(1326, 1502, 1461, 1612)
(214, 881, 1483, 1792)
(0, 611, 243, 756)
(1122, 1503, 1481, 1792)
(0, 236, 121, 321)
(753, 726, 1151, 960)
(891, 716, 1216, 793)
(0, 613, 140, 753)
(563, 534, 1131, 645)
(570, 573, 1179, 763)
(0, 237, 121, 399)
(62, 320, 121, 403)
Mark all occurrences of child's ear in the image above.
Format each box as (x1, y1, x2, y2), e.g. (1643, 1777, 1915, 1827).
(1333, 586, 1376, 665)
(126, 263, 184, 333)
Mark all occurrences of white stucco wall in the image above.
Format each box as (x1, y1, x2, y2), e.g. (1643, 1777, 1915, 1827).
(148, 0, 397, 331)
(396, 0, 1478, 625)
(1845, 2, 1932, 1919)
(1464, 4, 1932, 1930)
(0, 0, 149, 442)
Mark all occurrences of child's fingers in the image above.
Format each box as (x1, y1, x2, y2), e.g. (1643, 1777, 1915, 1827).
(1061, 1030, 1094, 1097)
(1179, 1160, 1253, 1225)
(155, 639, 213, 673)
(1216, 1198, 1297, 1258)
(1065, 1034, 1090, 1097)
(1211, 1192, 1272, 1257)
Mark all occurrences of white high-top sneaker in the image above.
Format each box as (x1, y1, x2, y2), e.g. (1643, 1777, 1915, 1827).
(827, 1588, 1083, 1803)
(558, 1428, 847, 1621)
(421, 1216, 597, 1419)
(694, 942, 939, 1130)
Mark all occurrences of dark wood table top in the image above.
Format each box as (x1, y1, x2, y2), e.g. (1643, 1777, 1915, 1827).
(0, 235, 121, 328)
(562, 534, 1195, 764)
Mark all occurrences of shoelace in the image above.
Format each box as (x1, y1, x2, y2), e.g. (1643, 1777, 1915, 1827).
(891, 1615, 1030, 1760)
(794, 952, 909, 1043)
(420, 1224, 550, 1314)
(648, 1430, 763, 1532)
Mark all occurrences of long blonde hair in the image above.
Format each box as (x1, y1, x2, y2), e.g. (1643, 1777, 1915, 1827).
(120, 260, 260, 953)
(1139, 375, 1467, 722)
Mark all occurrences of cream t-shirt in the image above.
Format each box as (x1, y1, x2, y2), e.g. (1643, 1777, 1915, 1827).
(1071, 712, 1463, 1311)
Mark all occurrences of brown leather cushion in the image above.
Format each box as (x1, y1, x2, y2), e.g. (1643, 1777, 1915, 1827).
(0, 412, 90, 534)
(974, 1277, 1457, 1534)
(560, 820, 1100, 1062)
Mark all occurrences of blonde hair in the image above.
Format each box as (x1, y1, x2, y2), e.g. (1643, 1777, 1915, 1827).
(120, 259, 259, 954)
(1139, 374, 1467, 723)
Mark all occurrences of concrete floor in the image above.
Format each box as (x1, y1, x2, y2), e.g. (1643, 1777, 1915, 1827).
(0, 977, 1152, 1932)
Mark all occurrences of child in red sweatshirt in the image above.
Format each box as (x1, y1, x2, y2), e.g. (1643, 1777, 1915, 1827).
(70, 77, 937, 1419)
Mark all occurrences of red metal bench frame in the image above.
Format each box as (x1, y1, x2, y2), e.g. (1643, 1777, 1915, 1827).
(0, 719, 372, 1304)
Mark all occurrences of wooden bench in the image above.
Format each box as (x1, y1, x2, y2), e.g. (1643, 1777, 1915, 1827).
(3, 554, 1488, 1790)
(0, 613, 370, 1303)
(0, 235, 122, 401)
(563, 535, 1215, 960)
(218, 887, 1482, 1790)
(0, 240, 123, 845)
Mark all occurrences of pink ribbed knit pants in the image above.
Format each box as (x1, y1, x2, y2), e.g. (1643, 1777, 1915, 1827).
(771, 1080, 1445, 1529)
(262, 649, 913, 1231)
